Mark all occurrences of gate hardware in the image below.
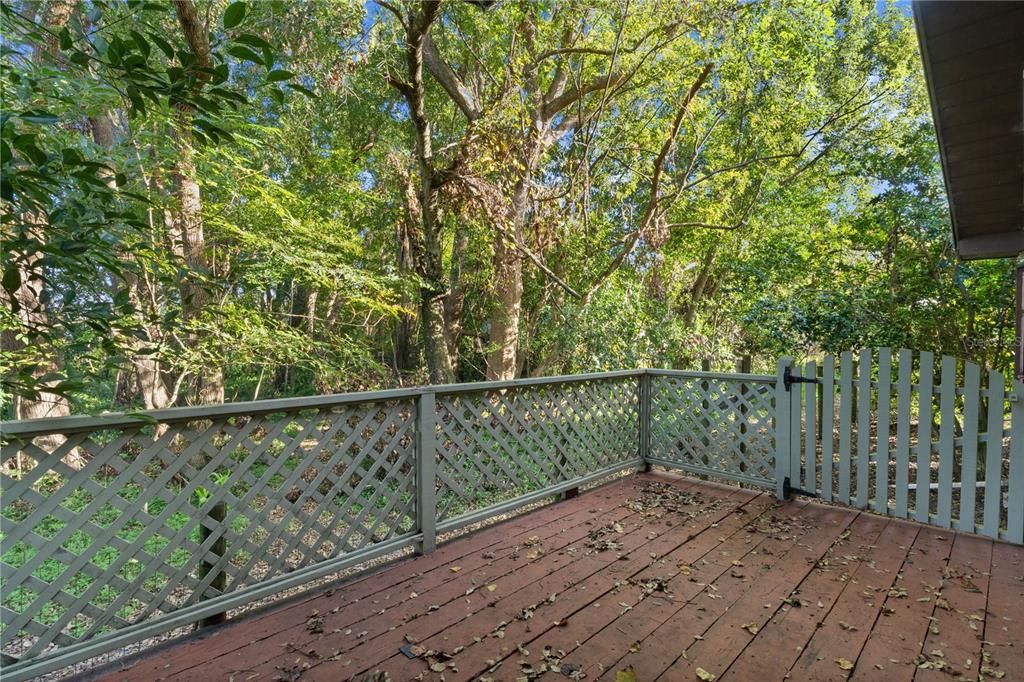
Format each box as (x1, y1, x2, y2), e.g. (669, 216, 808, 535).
(782, 476, 819, 499)
(783, 366, 820, 392)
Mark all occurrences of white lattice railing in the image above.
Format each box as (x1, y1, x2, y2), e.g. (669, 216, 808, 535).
(646, 370, 778, 487)
(0, 371, 647, 680)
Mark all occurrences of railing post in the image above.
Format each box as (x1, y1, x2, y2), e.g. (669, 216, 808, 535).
(1008, 379, 1024, 544)
(639, 371, 652, 471)
(416, 391, 437, 554)
(737, 355, 751, 473)
(199, 502, 227, 628)
(774, 357, 793, 500)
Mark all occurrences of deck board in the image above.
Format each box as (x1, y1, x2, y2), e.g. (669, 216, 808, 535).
(85, 473, 1023, 682)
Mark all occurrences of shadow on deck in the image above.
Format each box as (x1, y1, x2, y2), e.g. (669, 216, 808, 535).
(86, 472, 1023, 682)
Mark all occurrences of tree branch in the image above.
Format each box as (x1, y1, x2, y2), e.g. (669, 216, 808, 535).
(544, 71, 625, 119)
(423, 34, 482, 121)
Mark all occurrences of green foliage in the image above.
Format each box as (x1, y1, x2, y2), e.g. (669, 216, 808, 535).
(0, 0, 1014, 416)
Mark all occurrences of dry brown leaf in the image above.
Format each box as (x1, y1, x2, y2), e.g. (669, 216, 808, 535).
(449, 566, 461, 573)
(835, 657, 854, 671)
(696, 667, 716, 681)
(629, 640, 642, 652)
(741, 622, 759, 635)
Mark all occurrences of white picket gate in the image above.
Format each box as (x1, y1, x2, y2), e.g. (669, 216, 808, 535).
(776, 348, 1023, 543)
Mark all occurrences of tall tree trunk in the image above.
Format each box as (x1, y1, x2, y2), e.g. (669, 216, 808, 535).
(394, 189, 419, 376)
(444, 221, 468, 371)
(387, 3, 453, 384)
(173, 0, 223, 405)
(680, 244, 718, 326)
(486, 175, 530, 380)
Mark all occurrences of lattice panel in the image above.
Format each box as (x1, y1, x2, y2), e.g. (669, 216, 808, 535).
(649, 375, 776, 484)
(0, 400, 415, 661)
(434, 378, 640, 520)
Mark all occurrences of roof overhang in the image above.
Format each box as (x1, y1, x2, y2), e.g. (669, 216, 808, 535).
(913, 1, 1024, 261)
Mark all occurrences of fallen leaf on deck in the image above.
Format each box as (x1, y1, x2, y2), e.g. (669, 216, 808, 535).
(696, 667, 716, 681)
(835, 657, 854, 671)
(839, 621, 857, 631)
(629, 640, 642, 652)
(305, 612, 324, 634)
(449, 566, 461, 572)
(740, 622, 759, 635)
(487, 584, 497, 592)
(616, 666, 638, 682)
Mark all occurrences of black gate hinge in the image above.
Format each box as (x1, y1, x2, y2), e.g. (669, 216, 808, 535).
(782, 476, 818, 499)
(783, 366, 820, 391)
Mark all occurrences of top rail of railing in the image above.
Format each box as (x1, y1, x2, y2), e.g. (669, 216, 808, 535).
(0, 368, 775, 437)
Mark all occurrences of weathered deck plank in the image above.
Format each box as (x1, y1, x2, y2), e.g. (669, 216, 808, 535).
(85, 473, 1021, 682)
(850, 526, 956, 681)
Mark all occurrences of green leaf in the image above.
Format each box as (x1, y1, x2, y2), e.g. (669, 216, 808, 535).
(148, 32, 174, 58)
(286, 82, 316, 98)
(20, 111, 59, 125)
(2, 266, 20, 295)
(269, 87, 285, 105)
(265, 69, 293, 82)
(129, 30, 151, 59)
(212, 63, 229, 85)
(228, 45, 263, 65)
(223, 2, 247, 29)
(58, 27, 72, 51)
(234, 33, 272, 50)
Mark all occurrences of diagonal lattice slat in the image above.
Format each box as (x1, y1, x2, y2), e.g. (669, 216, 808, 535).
(434, 377, 640, 521)
(1, 400, 416, 661)
(649, 375, 776, 484)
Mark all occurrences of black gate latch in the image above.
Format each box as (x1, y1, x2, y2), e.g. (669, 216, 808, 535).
(782, 476, 818, 499)
(783, 366, 820, 391)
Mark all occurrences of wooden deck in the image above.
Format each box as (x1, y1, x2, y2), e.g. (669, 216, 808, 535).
(88, 472, 1023, 682)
